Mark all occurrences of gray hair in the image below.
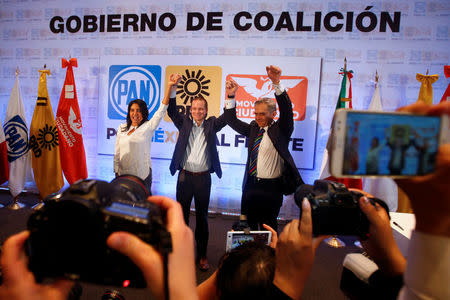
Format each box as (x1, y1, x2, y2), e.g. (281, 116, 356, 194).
(255, 97, 276, 113)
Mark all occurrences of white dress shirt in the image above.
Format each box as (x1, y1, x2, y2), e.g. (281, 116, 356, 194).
(114, 103, 168, 179)
(181, 120, 210, 173)
(256, 126, 284, 179)
(397, 231, 450, 300)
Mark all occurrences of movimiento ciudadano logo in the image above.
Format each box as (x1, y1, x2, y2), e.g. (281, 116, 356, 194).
(108, 65, 161, 119)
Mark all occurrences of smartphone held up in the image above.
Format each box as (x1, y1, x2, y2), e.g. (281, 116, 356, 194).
(329, 109, 450, 178)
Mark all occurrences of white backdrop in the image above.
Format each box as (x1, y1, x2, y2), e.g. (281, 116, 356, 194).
(1, 0, 449, 218)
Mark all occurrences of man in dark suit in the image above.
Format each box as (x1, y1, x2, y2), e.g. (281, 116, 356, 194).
(167, 74, 227, 271)
(224, 65, 304, 231)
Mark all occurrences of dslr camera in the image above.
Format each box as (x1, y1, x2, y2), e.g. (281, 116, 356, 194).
(294, 180, 389, 237)
(26, 175, 172, 288)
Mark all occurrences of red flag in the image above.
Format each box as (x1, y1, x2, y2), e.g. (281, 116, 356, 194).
(56, 58, 87, 184)
(441, 65, 450, 103)
(0, 116, 9, 184)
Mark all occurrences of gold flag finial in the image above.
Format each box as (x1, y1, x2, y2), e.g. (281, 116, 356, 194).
(375, 70, 379, 83)
(16, 67, 19, 76)
(344, 57, 347, 71)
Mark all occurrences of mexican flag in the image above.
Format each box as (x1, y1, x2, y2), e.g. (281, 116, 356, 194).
(336, 68, 354, 109)
(29, 69, 63, 198)
(56, 58, 87, 184)
(320, 66, 362, 190)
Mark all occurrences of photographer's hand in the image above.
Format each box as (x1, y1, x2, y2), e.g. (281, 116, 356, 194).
(272, 199, 327, 299)
(262, 224, 278, 248)
(358, 197, 406, 277)
(0, 231, 74, 300)
(396, 101, 450, 237)
(107, 196, 198, 300)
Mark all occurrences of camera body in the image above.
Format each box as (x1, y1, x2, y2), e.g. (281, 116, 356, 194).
(294, 180, 389, 237)
(26, 176, 172, 288)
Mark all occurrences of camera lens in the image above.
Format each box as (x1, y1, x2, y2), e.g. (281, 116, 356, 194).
(102, 289, 125, 300)
(110, 175, 149, 203)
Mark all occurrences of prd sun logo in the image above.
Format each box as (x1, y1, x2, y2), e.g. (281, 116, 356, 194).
(30, 124, 59, 158)
(164, 66, 222, 121)
(177, 69, 211, 104)
(37, 124, 59, 151)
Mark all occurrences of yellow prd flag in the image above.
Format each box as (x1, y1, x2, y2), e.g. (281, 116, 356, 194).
(397, 72, 440, 213)
(416, 73, 439, 105)
(29, 69, 63, 198)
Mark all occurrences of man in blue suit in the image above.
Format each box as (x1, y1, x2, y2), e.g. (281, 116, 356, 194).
(167, 74, 227, 271)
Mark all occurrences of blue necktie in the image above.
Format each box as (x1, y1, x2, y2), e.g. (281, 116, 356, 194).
(248, 128, 265, 176)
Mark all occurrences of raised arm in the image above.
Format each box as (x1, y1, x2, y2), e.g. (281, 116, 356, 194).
(138, 74, 182, 134)
(166, 74, 184, 129)
(267, 65, 294, 137)
(223, 79, 251, 137)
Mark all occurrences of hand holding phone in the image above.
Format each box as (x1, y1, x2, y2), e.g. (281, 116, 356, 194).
(330, 109, 449, 177)
(226, 231, 272, 252)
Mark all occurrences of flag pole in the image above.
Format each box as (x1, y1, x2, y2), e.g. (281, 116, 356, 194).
(32, 65, 47, 210)
(324, 57, 349, 248)
(7, 195, 25, 210)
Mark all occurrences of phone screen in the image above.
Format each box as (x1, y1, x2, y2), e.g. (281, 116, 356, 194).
(343, 112, 441, 176)
(230, 233, 271, 250)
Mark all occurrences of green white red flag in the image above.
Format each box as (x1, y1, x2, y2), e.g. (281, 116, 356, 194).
(336, 68, 354, 109)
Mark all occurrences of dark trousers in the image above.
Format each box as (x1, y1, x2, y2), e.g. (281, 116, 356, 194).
(144, 168, 152, 196)
(241, 177, 283, 231)
(176, 170, 211, 258)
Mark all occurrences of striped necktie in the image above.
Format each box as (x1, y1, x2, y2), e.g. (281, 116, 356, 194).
(248, 128, 265, 176)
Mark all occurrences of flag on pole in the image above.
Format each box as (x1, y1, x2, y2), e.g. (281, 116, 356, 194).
(416, 73, 439, 105)
(336, 68, 354, 109)
(56, 58, 87, 184)
(3, 71, 32, 196)
(398, 71, 440, 212)
(320, 62, 362, 190)
(0, 117, 9, 185)
(29, 68, 63, 198)
(362, 77, 398, 211)
(440, 65, 450, 103)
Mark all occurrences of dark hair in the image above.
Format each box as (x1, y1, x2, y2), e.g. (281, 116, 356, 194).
(191, 94, 208, 111)
(122, 99, 149, 132)
(216, 242, 275, 300)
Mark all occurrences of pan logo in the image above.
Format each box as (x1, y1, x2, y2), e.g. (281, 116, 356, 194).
(108, 65, 161, 119)
(3, 115, 29, 162)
